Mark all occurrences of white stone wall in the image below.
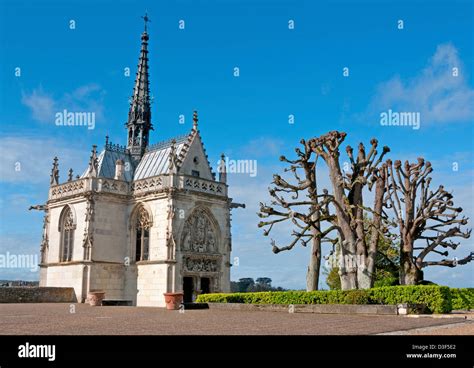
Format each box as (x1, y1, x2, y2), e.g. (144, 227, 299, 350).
(133, 196, 171, 306)
(136, 263, 168, 307)
(39, 267, 48, 286)
(145, 197, 169, 261)
(92, 197, 128, 263)
(46, 200, 87, 264)
(123, 265, 138, 304)
(172, 192, 231, 293)
(42, 264, 85, 302)
(89, 263, 125, 300)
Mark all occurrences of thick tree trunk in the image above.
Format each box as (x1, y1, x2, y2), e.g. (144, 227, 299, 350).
(339, 240, 358, 290)
(339, 269, 358, 290)
(356, 264, 372, 289)
(351, 162, 369, 289)
(306, 235, 321, 291)
(399, 171, 419, 285)
(399, 249, 422, 284)
(364, 172, 386, 288)
(325, 157, 359, 290)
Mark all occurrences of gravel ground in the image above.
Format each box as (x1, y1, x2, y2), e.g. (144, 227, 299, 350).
(0, 303, 471, 335)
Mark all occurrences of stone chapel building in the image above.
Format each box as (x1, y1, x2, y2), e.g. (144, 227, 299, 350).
(37, 18, 242, 307)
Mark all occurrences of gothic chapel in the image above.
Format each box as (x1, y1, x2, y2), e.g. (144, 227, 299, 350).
(38, 17, 241, 306)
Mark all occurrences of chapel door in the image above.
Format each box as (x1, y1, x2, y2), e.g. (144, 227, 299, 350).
(201, 277, 210, 294)
(183, 277, 194, 303)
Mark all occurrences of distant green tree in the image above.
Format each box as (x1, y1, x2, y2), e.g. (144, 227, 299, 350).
(255, 277, 272, 289)
(230, 277, 286, 292)
(237, 278, 255, 292)
(230, 281, 240, 293)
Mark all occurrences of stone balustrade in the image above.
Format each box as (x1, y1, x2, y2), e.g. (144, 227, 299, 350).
(48, 174, 227, 201)
(179, 175, 227, 197)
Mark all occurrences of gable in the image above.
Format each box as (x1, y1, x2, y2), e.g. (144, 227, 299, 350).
(179, 134, 214, 180)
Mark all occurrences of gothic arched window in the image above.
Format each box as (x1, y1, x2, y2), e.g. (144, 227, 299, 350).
(135, 206, 151, 261)
(60, 207, 75, 262)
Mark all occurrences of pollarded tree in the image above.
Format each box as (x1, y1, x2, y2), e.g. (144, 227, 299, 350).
(307, 131, 391, 289)
(258, 139, 338, 291)
(385, 158, 473, 284)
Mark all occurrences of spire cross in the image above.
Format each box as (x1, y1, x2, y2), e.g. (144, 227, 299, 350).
(193, 110, 198, 130)
(142, 12, 151, 32)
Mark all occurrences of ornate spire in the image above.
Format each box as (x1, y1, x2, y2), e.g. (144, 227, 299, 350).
(126, 13, 153, 162)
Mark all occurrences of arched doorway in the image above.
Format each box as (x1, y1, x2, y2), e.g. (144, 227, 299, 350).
(183, 277, 194, 303)
(201, 277, 210, 294)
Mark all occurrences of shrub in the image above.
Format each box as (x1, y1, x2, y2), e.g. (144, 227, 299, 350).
(344, 290, 369, 304)
(367, 285, 451, 314)
(374, 276, 398, 288)
(325, 267, 341, 290)
(196, 285, 462, 313)
(450, 288, 474, 310)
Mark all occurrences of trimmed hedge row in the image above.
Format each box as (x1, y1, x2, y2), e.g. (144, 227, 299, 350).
(196, 286, 474, 314)
(450, 288, 474, 310)
(368, 286, 451, 314)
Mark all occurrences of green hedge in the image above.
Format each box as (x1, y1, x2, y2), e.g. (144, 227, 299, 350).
(196, 289, 367, 305)
(367, 286, 451, 313)
(196, 285, 469, 314)
(450, 288, 474, 310)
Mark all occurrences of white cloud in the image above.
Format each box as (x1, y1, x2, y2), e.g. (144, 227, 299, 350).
(238, 137, 285, 158)
(21, 87, 55, 123)
(0, 136, 88, 184)
(369, 43, 474, 124)
(0, 234, 40, 280)
(21, 84, 106, 124)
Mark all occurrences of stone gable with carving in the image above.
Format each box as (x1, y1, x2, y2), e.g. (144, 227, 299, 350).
(181, 208, 218, 254)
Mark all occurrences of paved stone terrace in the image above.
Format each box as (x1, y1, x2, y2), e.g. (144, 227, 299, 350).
(0, 303, 472, 335)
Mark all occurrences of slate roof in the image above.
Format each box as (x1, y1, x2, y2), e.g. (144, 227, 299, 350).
(81, 135, 190, 182)
(134, 135, 189, 180)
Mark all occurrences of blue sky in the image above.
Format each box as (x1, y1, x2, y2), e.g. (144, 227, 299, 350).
(0, 0, 473, 288)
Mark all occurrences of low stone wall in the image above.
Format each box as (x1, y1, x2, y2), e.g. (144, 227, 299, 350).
(207, 303, 399, 315)
(0, 287, 77, 303)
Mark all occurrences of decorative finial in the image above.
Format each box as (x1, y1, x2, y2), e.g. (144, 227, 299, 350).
(68, 168, 73, 182)
(219, 153, 227, 184)
(50, 157, 59, 186)
(88, 145, 98, 178)
(142, 12, 150, 33)
(193, 110, 198, 130)
(169, 139, 178, 174)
